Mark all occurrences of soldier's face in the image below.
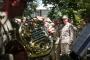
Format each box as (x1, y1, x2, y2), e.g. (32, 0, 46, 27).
(63, 18, 69, 24)
(0, 12, 7, 20)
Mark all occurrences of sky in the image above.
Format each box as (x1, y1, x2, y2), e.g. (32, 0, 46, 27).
(37, 0, 43, 6)
(36, 0, 53, 10)
(36, 0, 47, 10)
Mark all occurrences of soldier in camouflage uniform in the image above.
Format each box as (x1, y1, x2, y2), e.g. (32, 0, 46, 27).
(60, 15, 77, 56)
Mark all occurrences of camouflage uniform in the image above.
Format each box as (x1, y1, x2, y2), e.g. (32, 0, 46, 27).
(60, 23, 77, 55)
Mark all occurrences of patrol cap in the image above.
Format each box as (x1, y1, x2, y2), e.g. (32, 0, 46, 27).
(62, 15, 68, 19)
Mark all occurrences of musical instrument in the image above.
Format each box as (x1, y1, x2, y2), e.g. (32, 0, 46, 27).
(19, 19, 53, 58)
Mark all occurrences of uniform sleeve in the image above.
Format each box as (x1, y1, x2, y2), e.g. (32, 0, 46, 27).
(69, 25, 74, 43)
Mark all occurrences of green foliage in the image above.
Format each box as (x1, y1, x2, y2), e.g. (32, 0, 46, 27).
(48, 7, 62, 19)
(42, 0, 90, 28)
(23, 0, 38, 17)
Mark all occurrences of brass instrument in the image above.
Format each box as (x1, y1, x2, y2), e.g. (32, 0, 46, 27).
(19, 19, 53, 58)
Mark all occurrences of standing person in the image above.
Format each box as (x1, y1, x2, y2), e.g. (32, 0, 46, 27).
(0, 11, 14, 60)
(52, 18, 64, 60)
(60, 15, 77, 56)
(0, 11, 13, 49)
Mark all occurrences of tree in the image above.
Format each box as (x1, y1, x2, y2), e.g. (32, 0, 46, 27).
(23, 1, 37, 17)
(42, 0, 90, 28)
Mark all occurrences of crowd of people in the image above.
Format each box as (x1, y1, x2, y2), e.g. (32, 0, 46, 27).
(0, 10, 90, 60)
(0, 10, 78, 60)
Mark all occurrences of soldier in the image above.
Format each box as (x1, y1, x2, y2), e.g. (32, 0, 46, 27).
(0, 11, 14, 60)
(60, 15, 77, 56)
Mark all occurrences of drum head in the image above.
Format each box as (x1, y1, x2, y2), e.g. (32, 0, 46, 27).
(5, 40, 28, 60)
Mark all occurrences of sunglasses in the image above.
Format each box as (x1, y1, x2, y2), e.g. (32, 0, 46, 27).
(0, 16, 5, 19)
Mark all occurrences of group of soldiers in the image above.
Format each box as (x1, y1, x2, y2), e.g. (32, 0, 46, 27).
(1, 10, 90, 60)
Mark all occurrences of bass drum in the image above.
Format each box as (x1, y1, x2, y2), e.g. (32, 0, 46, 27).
(5, 40, 28, 60)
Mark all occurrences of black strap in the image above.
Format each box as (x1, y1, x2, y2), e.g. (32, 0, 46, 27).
(0, 21, 11, 43)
